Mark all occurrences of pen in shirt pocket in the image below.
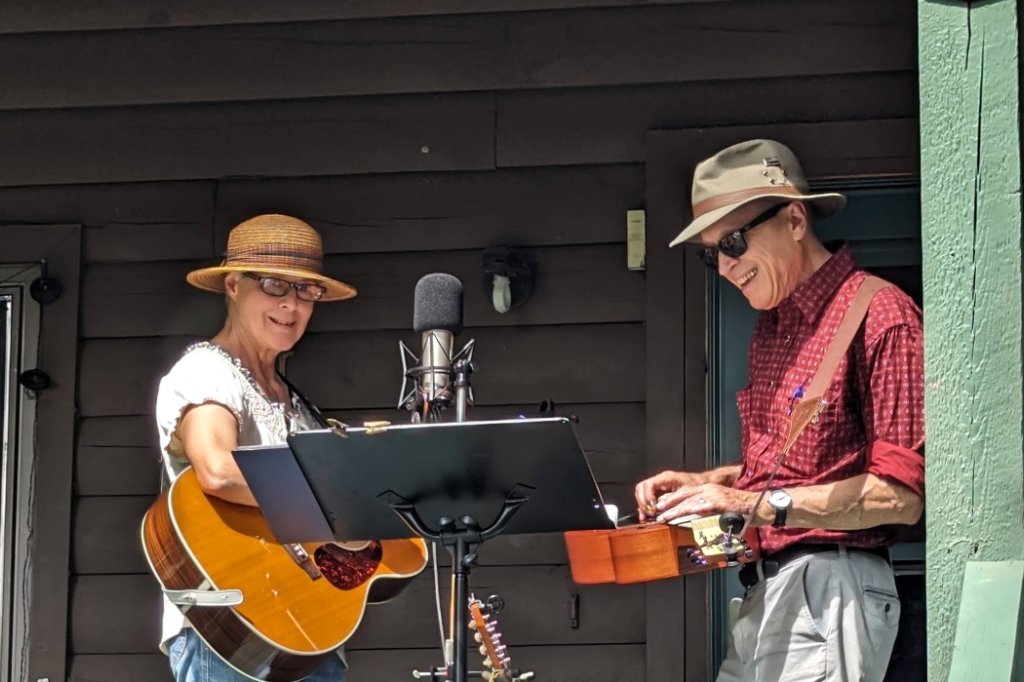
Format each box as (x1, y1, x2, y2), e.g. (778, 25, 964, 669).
(787, 383, 804, 415)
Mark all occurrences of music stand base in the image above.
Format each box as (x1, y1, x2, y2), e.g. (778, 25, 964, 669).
(390, 493, 529, 682)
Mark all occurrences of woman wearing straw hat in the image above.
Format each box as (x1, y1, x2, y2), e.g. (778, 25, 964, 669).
(155, 214, 355, 681)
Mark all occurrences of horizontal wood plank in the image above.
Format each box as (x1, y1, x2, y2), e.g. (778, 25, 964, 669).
(78, 324, 645, 417)
(291, 324, 645, 411)
(0, 2, 914, 110)
(69, 654, 171, 682)
(74, 446, 162, 497)
(644, 118, 920, 182)
(69, 645, 644, 682)
(3, 0, 704, 33)
(0, 181, 215, 262)
(345, 644, 645, 681)
(72, 497, 153, 575)
(81, 244, 645, 338)
(0, 93, 495, 187)
(75, 403, 643, 497)
(70, 567, 645, 653)
(72, 485, 633, 574)
(213, 164, 644, 255)
(70, 575, 164, 655)
(498, 71, 918, 167)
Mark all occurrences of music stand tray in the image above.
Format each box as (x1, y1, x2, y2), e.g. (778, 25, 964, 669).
(236, 416, 612, 682)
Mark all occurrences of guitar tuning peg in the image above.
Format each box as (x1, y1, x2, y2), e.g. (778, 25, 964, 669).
(474, 632, 483, 643)
(483, 658, 493, 669)
(479, 645, 488, 656)
(469, 621, 478, 631)
(486, 622, 497, 633)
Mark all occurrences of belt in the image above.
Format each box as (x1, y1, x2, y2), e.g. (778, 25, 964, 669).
(738, 543, 890, 590)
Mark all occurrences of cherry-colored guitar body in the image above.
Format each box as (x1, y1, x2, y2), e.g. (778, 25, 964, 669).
(564, 516, 759, 585)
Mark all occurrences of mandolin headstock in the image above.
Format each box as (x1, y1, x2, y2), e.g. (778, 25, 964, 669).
(468, 595, 534, 682)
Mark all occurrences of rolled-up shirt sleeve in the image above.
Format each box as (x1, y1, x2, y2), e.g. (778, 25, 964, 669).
(861, 322, 925, 497)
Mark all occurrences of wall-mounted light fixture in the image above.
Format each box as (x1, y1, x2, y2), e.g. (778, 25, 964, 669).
(481, 246, 534, 314)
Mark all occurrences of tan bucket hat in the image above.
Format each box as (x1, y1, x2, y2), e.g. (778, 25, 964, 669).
(187, 214, 357, 301)
(669, 139, 847, 247)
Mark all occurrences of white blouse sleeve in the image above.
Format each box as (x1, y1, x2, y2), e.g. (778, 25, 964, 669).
(155, 348, 246, 469)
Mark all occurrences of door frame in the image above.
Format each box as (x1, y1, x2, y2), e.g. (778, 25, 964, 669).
(0, 225, 80, 682)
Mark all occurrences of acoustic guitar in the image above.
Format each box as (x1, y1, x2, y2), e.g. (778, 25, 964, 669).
(141, 467, 429, 682)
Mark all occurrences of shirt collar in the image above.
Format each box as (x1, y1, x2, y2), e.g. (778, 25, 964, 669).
(778, 242, 857, 322)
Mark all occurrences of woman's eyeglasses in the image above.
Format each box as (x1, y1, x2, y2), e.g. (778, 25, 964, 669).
(696, 202, 788, 268)
(243, 272, 326, 302)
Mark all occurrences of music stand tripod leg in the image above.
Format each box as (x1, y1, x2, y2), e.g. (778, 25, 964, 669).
(389, 493, 530, 682)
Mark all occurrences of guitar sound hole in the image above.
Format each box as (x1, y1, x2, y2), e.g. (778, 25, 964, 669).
(314, 542, 384, 590)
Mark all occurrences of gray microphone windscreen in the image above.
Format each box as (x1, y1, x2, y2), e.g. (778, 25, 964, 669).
(413, 273, 464, 334)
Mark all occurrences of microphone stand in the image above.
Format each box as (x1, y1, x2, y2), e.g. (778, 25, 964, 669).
(399, 337, 525, 682)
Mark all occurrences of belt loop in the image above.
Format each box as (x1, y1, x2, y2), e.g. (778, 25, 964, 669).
(756, 559, 766, 583)
(838, 545, 848, 559)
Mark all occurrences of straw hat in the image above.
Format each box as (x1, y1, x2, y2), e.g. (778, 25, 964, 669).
(669, 139, 847, 247)
(186, 214, 357, 301)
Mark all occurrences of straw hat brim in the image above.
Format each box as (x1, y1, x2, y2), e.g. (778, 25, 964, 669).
(186, 264, 357, 302)
(668, 192, 847, 248)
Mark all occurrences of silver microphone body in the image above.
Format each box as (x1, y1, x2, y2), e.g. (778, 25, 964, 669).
(420, 329, 455, 404)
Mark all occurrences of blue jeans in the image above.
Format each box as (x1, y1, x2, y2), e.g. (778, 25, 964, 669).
(168, 629, 347, 682)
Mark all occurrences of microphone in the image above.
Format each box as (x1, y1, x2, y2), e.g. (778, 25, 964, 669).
(399, 274, 475, 422)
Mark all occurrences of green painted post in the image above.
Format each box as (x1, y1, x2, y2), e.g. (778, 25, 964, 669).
(919, 2, 1024, 681)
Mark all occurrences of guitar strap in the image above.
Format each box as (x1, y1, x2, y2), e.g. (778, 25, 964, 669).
(277, 370, 332, 429)
(804, 275, 891, 405)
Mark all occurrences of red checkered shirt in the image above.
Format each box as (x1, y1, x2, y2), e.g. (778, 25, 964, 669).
(732, 245, 925, 555)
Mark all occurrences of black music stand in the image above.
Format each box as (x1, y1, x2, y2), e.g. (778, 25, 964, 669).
(277, 416, 613, 682)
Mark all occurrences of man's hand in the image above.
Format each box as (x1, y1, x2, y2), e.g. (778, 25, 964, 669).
(653, 483, 766, 525)
(634, 470, 705, 521)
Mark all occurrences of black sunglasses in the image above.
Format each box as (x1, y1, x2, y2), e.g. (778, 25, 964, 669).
(696, 202, 788, 268)
(243, 272, 326, 302)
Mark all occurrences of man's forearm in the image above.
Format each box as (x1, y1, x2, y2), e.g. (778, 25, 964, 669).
(770, 473, 923, 530)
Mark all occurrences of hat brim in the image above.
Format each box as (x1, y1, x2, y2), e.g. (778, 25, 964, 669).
(668, 192, 847, 248)
(186, 264, 357, 302)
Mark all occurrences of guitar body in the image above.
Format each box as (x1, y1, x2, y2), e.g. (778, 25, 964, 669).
(564, 515, 760, 585)
(142, 468, 428, 682)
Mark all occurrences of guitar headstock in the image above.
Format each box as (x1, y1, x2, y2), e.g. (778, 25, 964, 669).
(468, 595, 534, 682)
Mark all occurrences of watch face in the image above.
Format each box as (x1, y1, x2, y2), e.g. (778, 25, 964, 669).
(768, 489, 791, 507)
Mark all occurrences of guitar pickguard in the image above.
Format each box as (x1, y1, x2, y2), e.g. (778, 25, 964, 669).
(313, 541, 384, 590)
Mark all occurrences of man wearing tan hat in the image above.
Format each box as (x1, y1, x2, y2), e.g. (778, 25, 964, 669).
(635, 140, 925, 681)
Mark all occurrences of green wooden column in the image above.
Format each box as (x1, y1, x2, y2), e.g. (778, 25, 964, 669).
(919, 1, 1024, 680)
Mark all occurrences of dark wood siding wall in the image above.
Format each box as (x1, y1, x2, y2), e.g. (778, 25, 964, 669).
(0, 1, 917, 680)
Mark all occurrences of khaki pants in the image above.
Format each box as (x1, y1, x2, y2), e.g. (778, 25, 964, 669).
(716, 547, 900, 682)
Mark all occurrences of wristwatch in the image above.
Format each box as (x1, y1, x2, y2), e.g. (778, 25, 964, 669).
(767, 489, 792, 528)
